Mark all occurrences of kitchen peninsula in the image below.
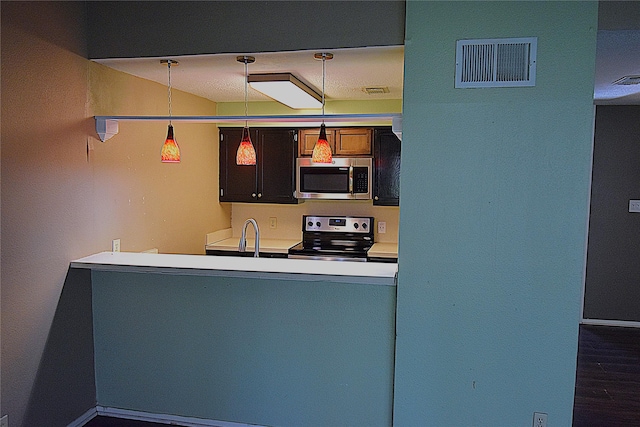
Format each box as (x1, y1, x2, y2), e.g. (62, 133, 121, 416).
(72, 252, 397, 426)
(72, 251, 397, 284)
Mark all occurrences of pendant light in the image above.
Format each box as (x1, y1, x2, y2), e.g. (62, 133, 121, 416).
(161, 59, 180, 163)
(236, 56, 257, 165)
(312, 52, 333, 163)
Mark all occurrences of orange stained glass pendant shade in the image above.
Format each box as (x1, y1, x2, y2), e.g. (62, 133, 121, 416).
(236, 127, 256, 165)
(312, 124, 332, 163)
(161, 124, 181, 163)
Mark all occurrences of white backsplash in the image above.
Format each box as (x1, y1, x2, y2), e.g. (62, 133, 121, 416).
(230, 201, 399, 243)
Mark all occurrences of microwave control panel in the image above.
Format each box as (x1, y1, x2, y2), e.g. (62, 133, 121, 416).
(303, 215, 373, 234)
(353, 167, 369, 193)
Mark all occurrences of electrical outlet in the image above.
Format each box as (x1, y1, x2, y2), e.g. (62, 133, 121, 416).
(269, 217, 277, 229)
(629, 200, 640, 213)
(378, 221, 386, 234)
(112, 238, 121, 252)
(533, 412, 547, 427)
(1, 414, 9, 427)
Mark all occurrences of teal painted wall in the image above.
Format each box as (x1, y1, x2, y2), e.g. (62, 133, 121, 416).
(92, 271, 396, 426)
(394, 2, 597, 426)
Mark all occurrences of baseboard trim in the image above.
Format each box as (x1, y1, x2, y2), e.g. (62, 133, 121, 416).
(70, 406, 266, 427)
(581, 318, 640, 328)
(67, 407, 98, 427)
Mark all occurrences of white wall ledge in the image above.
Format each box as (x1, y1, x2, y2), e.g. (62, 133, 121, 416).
(71, 252, 397, 286)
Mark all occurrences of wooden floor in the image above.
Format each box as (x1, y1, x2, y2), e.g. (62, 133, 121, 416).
(83, 416, 170, 427)
(572, 324, 640, 426)
(84, 325, 640, 427)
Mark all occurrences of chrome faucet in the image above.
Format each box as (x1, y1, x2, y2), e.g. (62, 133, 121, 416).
(238, 218, 260, 257)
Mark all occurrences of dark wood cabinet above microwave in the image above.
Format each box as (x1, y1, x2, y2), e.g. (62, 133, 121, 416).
(298, 127, 373, 157)
(219, 127, 298, 204)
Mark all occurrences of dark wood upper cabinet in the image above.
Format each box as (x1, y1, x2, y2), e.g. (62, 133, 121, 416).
(373, 127, 401, 206)
(219, 127, 298, 204)
(220, 126, 400, 206)
(257, 128, 298, 204)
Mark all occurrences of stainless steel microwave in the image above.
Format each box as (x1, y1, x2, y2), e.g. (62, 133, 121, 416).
(295, 157, 373, 200)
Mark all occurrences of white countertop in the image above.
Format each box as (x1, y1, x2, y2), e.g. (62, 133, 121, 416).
(206, 237, 300, 254)
(71, 252, 397, 286)
(207, 238, 397, 259)
(368, 242, 398, 259)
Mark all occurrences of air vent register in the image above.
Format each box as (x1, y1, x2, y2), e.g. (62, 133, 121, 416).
(455, 37, 537, 88)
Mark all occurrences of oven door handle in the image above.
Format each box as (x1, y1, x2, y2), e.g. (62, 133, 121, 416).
(348, 165, 354, 193)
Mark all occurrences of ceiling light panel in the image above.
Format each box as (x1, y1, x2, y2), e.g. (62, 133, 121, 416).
(248, 73, 322, 109)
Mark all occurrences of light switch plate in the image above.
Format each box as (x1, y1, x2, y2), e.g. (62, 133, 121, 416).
(629, 200, 640, 213)
(378, 221, 387, 234)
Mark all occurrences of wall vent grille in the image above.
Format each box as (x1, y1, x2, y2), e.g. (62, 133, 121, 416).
(455, 37, 537, 88)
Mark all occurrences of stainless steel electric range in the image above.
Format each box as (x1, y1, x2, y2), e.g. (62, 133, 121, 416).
(287, 215, 374, 262)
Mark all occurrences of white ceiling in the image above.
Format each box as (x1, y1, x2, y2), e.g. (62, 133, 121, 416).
(94, 46, 405, 106)
(594, 30, 640, 104)
(93, 32, 640, 107)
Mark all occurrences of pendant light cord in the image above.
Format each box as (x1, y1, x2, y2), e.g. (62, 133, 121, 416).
(244, 58, 249, 128)
(167, 60, 173, 125)
(321, 54, 326, 122)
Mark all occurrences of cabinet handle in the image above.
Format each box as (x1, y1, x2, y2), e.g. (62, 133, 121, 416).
(258, 193, 262, 198)
(252, 193, 257, 198)
(374, 195, 379, 200)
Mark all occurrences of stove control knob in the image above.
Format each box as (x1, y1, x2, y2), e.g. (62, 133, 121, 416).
(308, 221, 313, 227)
(316, 221, 321, 227)
(362, 223, 368, 229)
(354, 223, 359, 229)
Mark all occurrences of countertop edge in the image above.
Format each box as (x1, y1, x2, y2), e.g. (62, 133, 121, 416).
(71, 252, 398, 286)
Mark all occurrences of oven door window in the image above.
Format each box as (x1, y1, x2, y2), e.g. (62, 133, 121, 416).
(300, 167, 349, 193)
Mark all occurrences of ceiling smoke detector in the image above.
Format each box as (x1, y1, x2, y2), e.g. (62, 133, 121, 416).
(612, 75, 640, 86)
(363, 87, 390, 95)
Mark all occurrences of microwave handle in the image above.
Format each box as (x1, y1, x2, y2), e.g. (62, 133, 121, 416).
(349, 165, 353, 193)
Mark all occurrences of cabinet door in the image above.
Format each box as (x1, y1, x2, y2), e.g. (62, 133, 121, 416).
(257, 128, 298, 203)
(219, 128, 258, 202)
(298, 128, 335, 156)
(335, 128, 373, 156)
(373, 128, 401, 206)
